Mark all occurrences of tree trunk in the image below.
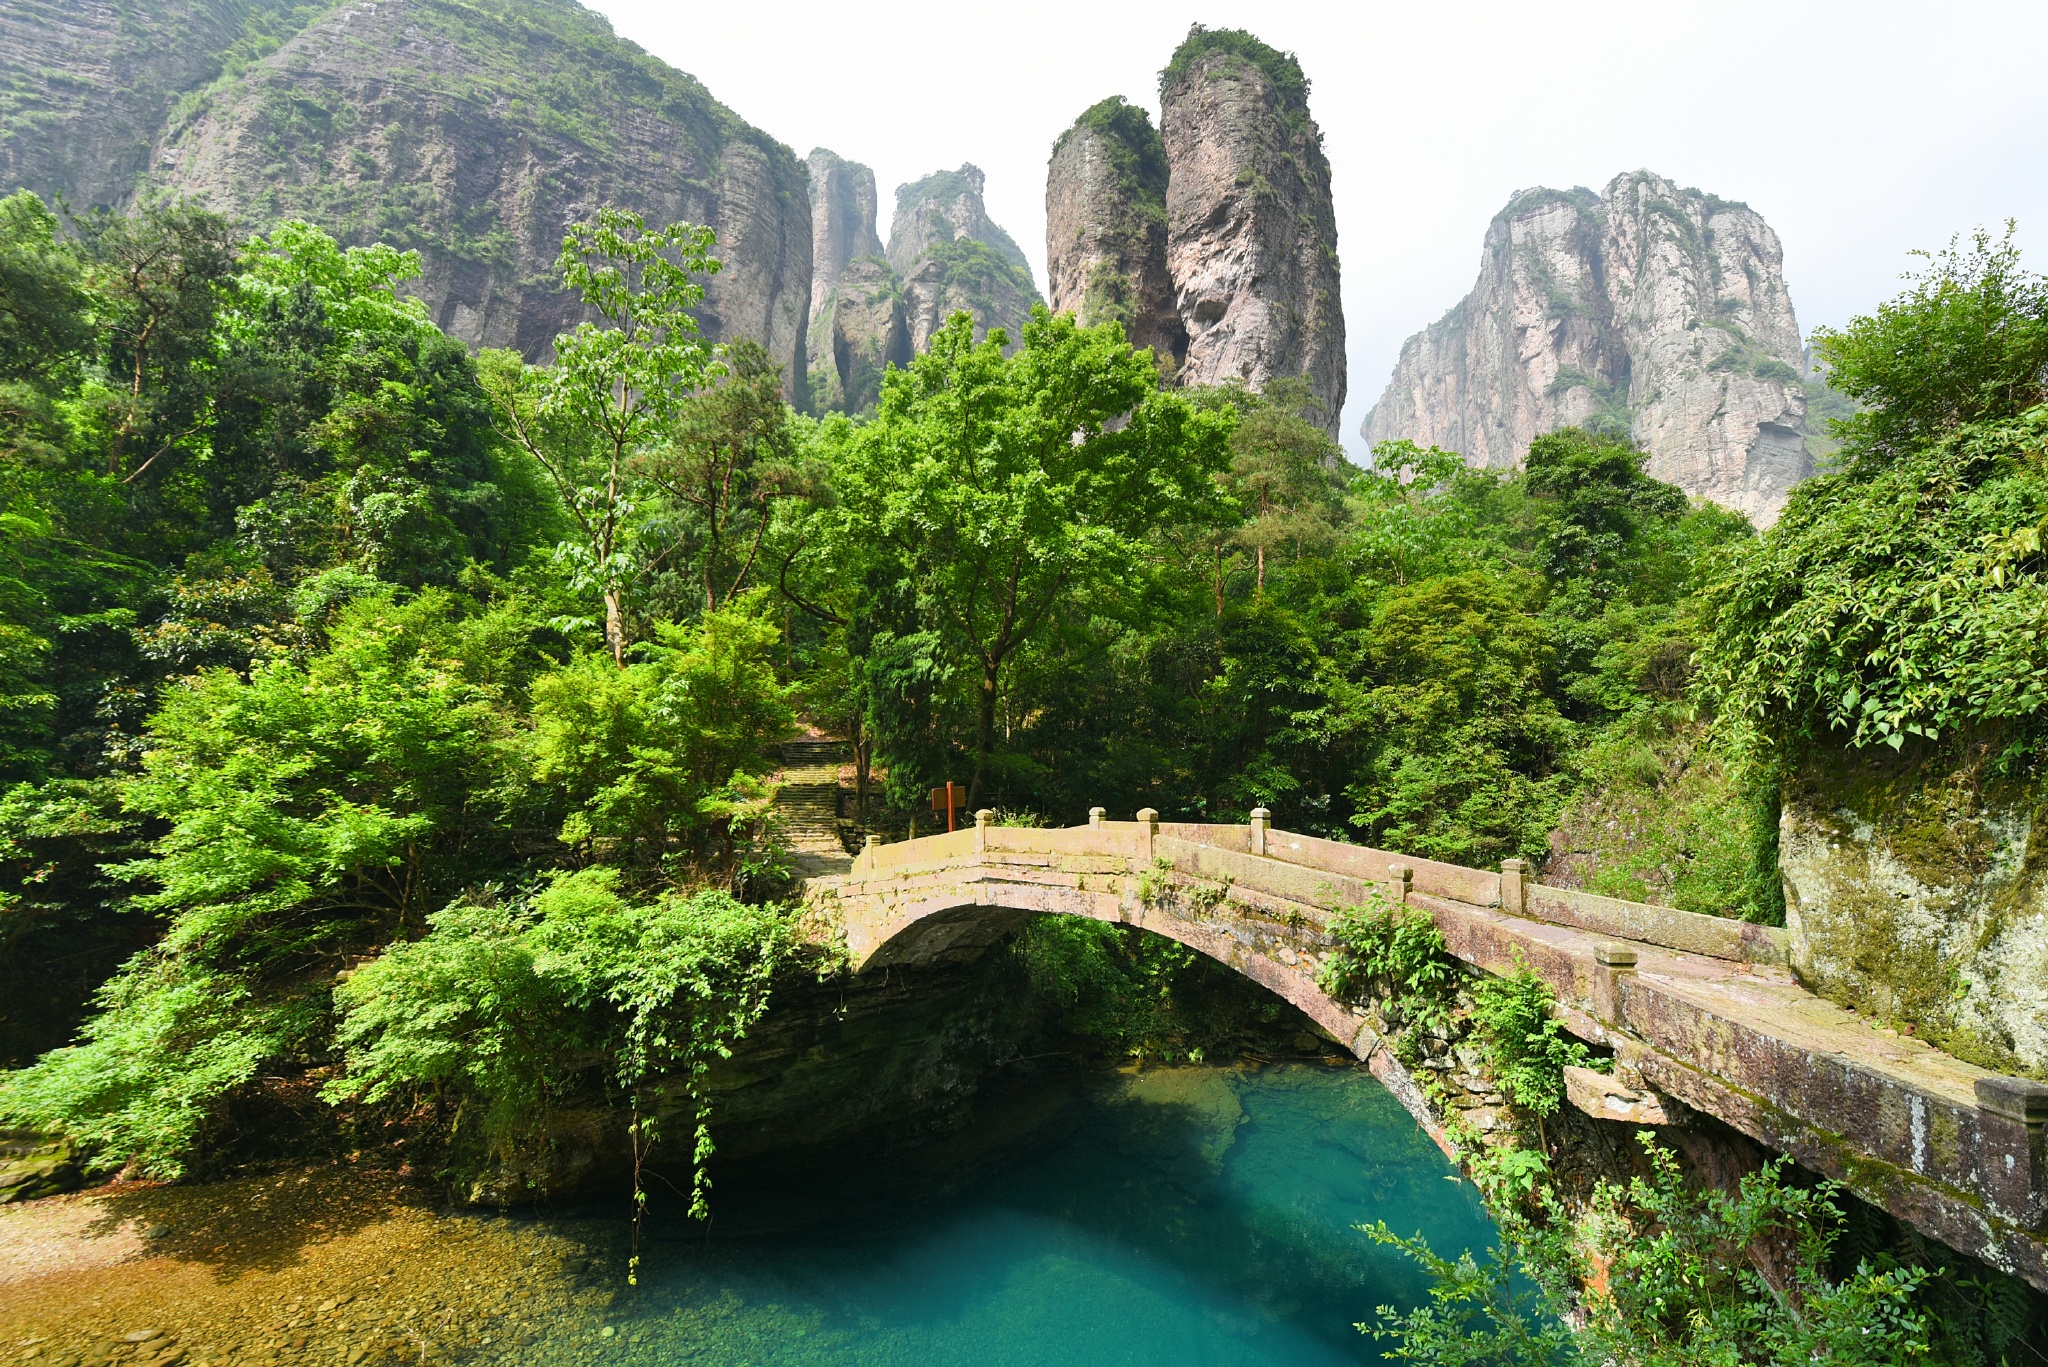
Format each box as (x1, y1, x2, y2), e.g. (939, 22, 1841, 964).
(969, 662, 998, 809)
(605, 589, 628, 667)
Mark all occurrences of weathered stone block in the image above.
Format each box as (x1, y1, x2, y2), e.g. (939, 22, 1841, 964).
(1780, 737, 2048, 1077)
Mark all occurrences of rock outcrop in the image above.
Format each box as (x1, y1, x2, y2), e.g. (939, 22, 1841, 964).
(1779, 735, 2048, 1079)
(5, 0, 813, 396)
(805, 148, 902, 411)
(807, 148, 884, 320)
(1159, 28, 1346, 436)
(1045, 98, 1185, 368)
(886, 165, 1041, 355)
(1362, 171, 1811, 525)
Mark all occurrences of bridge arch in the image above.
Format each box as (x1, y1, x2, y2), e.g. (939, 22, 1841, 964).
(806, 812, 2048, 1290)
(848, 878, 1375, 1063)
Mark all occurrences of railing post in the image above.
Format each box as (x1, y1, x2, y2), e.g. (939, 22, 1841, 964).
(1248, 807, 1270, 856)
(1592, 941, 1638, 1021)
(1089, 806, 1106, 829)
(1500, 857, 1528, 916)
(1136, 807, 1159, 863)
(1386, 863, 1413, 905)
(862, 833, 880, 874)
(975, 808, 993, 857)
(1975, 1077, 2048, 1230)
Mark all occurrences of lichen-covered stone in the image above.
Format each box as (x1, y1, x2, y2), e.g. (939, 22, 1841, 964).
(1779, 737, 2048, 1077)
(1160, 32, 1346, 437)
(1362, 172, 1811, 526)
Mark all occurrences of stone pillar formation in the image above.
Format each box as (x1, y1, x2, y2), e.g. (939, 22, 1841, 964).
(1046, 27, 1346, 438)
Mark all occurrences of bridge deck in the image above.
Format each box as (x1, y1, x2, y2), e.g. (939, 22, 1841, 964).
(805, 816, 2048, 1290)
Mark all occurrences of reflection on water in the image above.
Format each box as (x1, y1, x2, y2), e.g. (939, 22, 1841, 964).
(605, 1063, 1495, 1366)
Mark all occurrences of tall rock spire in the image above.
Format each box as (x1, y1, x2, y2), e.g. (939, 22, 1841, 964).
(1159, 27, 1346, 436)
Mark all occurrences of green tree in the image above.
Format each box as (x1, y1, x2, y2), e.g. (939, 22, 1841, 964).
(1811, 225, 2048, 470)
(639, 338, 807, 612)
(484, 210, 720, 664)
(0, 588, 544, 1173)
(821, 308, 1230, 804)
(529, 593, 797, 871)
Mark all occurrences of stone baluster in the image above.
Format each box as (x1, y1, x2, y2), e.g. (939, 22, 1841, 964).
(1500, 857, 1528, 916)
(1386, 863, 1412, 905)
(1136, 807, 1159, 863)
(1975, 1076, 2048, 1231)
(1592, 941, 1638, 1022)
(1248, 806, 1270, 856)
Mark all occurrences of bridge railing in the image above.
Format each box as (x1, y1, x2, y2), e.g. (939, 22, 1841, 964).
(845, 810, 1788, 967)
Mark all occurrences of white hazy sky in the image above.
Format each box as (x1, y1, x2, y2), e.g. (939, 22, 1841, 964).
(589, 0, 2047, 458)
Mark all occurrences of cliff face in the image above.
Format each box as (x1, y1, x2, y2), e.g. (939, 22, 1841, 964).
(1159, 30, 1346, 436)
(886, 165, 1041, 355)
(0, 0, 303, 211)
(807, 148, 884, 320)
(1045, 98, 1184, 367)
(5, 0, 813, 396)
(1362, 171, 1811, 525)
(805, 148, 899, 411)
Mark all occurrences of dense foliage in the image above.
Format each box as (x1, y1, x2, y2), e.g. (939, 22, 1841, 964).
(1698, 228, 2048, 766)
(1368, 1139, 1937, 1367)
(0, 182, 1774, 1184)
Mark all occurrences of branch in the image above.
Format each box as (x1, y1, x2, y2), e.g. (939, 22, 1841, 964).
(775, 543, 843, 625)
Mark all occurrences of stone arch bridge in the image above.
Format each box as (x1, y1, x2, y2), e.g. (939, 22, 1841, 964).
(802, 808, 2048, 1290)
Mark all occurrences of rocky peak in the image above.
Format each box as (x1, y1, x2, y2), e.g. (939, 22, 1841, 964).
(886, 164, 1032, 278)
(1045, 97, 1185, 368)
(807, 147, 884, 319)
(883, 164, 1040, 357)
(1158, 27, 1346, 436)
(1362, 169, 1811, 525)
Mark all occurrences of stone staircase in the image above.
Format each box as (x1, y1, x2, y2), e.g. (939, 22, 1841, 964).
(775, 738, 851, 875)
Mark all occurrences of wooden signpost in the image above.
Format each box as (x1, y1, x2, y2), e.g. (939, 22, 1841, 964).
(929, 781, 965, 832)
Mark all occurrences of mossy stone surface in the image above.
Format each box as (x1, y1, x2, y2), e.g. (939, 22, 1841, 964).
(1779, 734, 2048, 1077)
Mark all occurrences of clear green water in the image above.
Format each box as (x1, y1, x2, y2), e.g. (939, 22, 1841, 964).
(612, 1063, 1495, 1365)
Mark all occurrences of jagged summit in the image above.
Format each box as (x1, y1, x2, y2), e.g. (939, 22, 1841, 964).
(1362, 169, 1810, 525)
